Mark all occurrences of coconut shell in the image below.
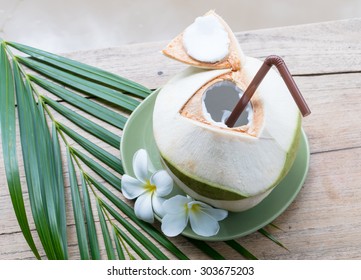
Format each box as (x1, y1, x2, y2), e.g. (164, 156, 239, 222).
(162, 10, 245, 71)
(153, 58, 301, 212)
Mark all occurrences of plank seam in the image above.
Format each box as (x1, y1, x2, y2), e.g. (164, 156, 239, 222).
(311, 145, 361, 155)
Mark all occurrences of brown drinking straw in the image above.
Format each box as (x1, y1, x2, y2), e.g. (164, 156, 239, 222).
(225, 55, 311, 128)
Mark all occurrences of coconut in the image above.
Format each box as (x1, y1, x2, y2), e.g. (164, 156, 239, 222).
(153, 11, 302, 212)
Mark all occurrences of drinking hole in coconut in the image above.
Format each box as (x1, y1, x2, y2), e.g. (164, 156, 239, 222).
(202, 80, 253, 128)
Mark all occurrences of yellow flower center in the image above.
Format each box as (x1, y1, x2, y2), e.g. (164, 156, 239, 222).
(145, 180, 156, 193)
(189, 203, 200, 213)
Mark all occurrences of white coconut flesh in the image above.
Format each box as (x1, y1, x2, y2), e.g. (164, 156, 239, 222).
(162, 10, 245, 71)
(153, 57, 302, 212)
(183, 14, 230, 63)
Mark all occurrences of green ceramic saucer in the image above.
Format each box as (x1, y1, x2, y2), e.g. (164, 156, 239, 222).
(120, 89, 310, 241)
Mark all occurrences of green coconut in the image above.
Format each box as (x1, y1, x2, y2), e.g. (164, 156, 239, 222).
(152, 12, 301, 212)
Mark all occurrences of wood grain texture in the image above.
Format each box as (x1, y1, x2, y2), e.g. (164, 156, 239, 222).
(1, 18, 361, 259)
(63, 18, 361, 89)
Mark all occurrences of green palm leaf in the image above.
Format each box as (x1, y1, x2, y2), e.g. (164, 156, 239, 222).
(80, 173, 101, 260)
(6, 41, 151, 98)
(17, 56, 140, 111)
(73, 149, 122, 191)
(186, 239, 225, 260)
(96, 200, 116, 260)
(29, 75, 127, 129)
(0, 42, 40, 259)
(67, 148, 90, 260)
(42, 96, 120, 148)
(0, 40, 286, 260)
(113, 224, 150, 260)
(258, 228, 289, 251)
(57, 123, 123, 174)
(13, 58, 65, 259)
(112, 227, 126, 260)
(225, 240, 258, 260)
(51, 124, 68, 258)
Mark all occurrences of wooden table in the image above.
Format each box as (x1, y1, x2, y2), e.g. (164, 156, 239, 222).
(1, 18, 361, 260)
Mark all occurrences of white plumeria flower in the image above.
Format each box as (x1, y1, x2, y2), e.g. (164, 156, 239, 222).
(161, 195, 228, 237)
(121, 149, 173, 223)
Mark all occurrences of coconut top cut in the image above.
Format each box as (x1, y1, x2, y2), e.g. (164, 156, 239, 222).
(183, 14, 230, 63)
(179, 70, 262, 136)
(162, 10, 245, 71)
(201, 80, 253, 128)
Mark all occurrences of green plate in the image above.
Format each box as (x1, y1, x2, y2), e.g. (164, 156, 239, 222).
(121, 89, 310, 241)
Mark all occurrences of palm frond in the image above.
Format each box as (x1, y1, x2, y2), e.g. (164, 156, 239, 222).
(51, 125, 68, 258)
(225, 240, 258, 260)
(112, 224, 150, 260)
(112, 227, 126, 260)
(268, 223, 285, 232)
(258, 228, 289, 251)
(57, 123, 123, 173)
(29, 74, 127, 129)
(13, 57, 65, 259)
(186, 239, 225, 260)
(42, 96, 120, 148)
(67, 148, 90, 260)
(17, 56, 140, 111)
(80, 173, 101, 260)
(7, 41, 151, 98)
(96, 200, 116, 260)
(0, 42, 40, 259)
(0, 40, 287, 260)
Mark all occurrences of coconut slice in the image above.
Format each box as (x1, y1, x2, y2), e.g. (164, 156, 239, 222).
(183, 14, 230, 63)
(162, 10, 245, 71)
